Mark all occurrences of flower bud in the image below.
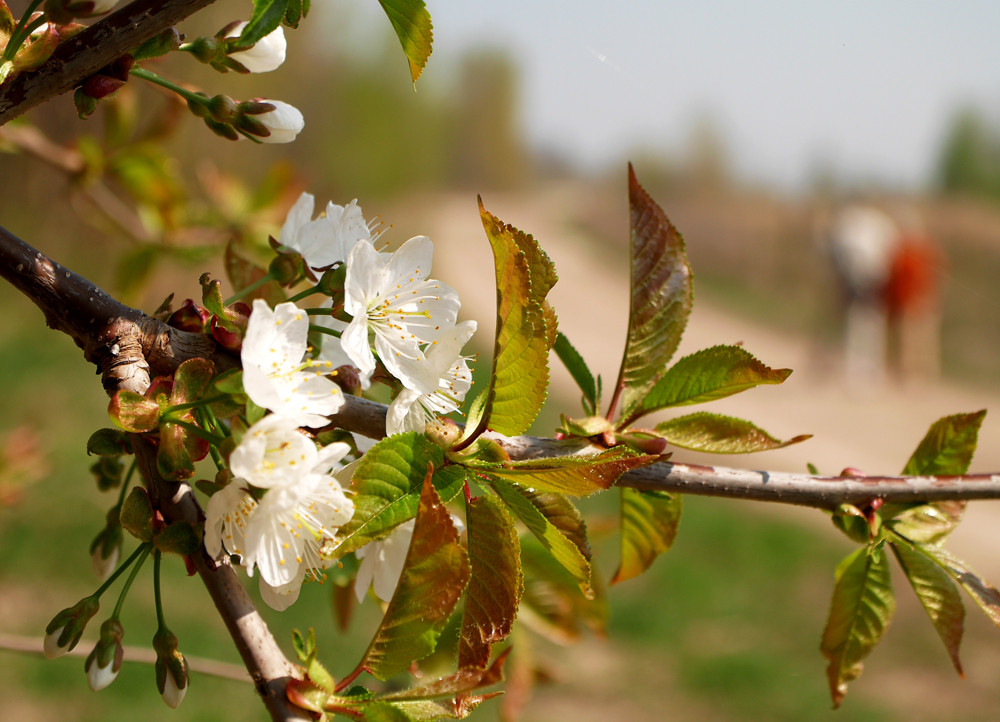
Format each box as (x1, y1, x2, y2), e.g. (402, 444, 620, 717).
(207, 94, 238, 123)
(317, 263, 347, 297)
(90, 513, 123, 580)
(167, 299, 211, 333)
(186, 93, 212, 119)
(153, 627, 189, 709)
(268, 250, 306, 286)
(44, 596, 99, 659)
(85, 618, 124, 691)
(203, 118, 240, 141)
(331, 364, 362, 396)
(238, 100, 304, 144)
(182, 36, 220, 64)
(210, 301, 251, 352)
(225, 22, 287, 73)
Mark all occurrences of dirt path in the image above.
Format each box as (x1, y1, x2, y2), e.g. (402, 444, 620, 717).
(390, 185, 1000, 577)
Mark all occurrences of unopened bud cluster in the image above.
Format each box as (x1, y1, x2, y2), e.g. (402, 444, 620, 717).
(187, 93, 304, 144)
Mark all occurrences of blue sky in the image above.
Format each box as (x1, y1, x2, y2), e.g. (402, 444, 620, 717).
(339, 1, 1000, 191)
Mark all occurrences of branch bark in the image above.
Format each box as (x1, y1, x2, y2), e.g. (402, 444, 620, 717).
(0, 0, 218, 126)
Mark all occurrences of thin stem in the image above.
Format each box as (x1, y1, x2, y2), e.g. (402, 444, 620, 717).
(287, 286, 324, 304)
(94, 542, 149, 599)
(161, 417, 226, 445)
(4, 14, 47, 62)
(225, 272, 277, 305)
(168, 394, 230, 413)
(334, 663, 366, 693)
(130, 66, 208, 107)
(111, 543, 153, 618)
(153, 549, 165, 628)
(3, 0, 45, 61)
(309, 323, 342, 338)
(196, 407, 227, 471)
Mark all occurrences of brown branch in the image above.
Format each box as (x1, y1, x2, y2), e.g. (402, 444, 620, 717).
(0, 224, 236, 394)
(0, 633, 251, 683)
(0, 0, 219, 126)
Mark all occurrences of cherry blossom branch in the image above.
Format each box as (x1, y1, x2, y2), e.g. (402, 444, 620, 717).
(4, 222, 997, 513)
(0, 0, 218, 126)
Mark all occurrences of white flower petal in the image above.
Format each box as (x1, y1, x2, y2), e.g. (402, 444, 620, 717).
(203, 481, 257, 560)
(86, 654, 118, 691)
(229, 415, 317, 488)
(227, 23, 287, 73)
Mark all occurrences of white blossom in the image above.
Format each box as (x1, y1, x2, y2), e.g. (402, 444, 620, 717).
(354, 514, 464, 603)
(254, 100, 304, 143)
(229, 414, 318, 489)
(279, 192, 375, 271)
(242, 456, 354, 602)
(242, 299, 344, 427)
(203, 479, 257, 561)
(354, 519, 414, 603)
(386, 321, 476, 435)
(226, 22, 287, 73)
(205, 437, 355, 610)
(342, 236, 460, 392)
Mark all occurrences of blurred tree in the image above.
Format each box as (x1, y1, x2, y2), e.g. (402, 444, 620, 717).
(936, 107, 1000, 201)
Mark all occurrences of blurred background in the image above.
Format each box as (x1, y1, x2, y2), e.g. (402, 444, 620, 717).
(4, 1, 1000, 720)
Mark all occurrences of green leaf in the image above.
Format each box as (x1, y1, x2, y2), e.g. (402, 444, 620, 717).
(611, 488, 682, 584)
(916, 543, 1000, 632)
(885, 411, 984, 544)
(553, 331, 598, 414)
(120, 487, 154, 542)
(475, 448, 656, 496)
(108, 390, 160, 433)
(611, 164, 693, 421)
(153, 520, 201, 556)
(888, 500, 966, 546)
(86, 428, 132, 456)
(820, 545, 896, 709)
(283, 0, 309, 27)
(377, 696, 496, 720)
(889, 536, 965, 675)
(360, 473, 470, 681)
(902, 410, 986, 476)
(377, 0, 433, 84)
(655, 412, 811, 454)
(235, 0, 289, 49)
(488, 482, 592, 597)
(638, 345, 791, 416)
(170, 358, 214, 406)
(326, 433, 456, 557)
(459, 497, 522, 669)
(558, 414, 614, 439)
(157, 417, 209, 480)
(475, 200, 557, 438)
(383, 648, 508, 700)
